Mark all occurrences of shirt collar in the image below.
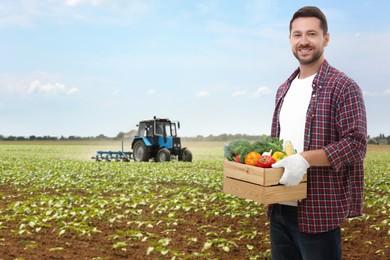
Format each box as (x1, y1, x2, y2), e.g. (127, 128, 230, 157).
(287, 59, 330, 90)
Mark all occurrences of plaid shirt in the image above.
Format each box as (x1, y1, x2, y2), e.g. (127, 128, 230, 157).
(268, 60, 367, 234)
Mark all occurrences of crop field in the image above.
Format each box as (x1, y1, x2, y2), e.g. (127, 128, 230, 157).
(0, 141, 389, 259)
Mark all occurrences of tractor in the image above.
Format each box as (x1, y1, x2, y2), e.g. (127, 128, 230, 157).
(132, 116, 192, 162)
(92, 116, 192, 162)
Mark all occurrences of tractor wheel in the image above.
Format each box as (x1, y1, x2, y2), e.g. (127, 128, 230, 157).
(133, 141, 150, 162)
(156, 148, 171, 162)
(180, 149, 193, 162)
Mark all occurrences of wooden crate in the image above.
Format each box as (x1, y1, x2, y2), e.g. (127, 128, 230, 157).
(223, 161, 307, 204)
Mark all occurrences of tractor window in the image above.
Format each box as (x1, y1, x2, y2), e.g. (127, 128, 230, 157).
(171, 123, 177, 137)
(137, 122, 153, 136)
(155, 122, 164, 135)
(155, 121, 171, 136)
(165, 123, 172, 136)
(146, 123, 153, 136)
(137, 123, 146, 136)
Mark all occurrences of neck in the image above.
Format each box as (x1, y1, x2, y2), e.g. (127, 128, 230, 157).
(299, 57, 324, 79)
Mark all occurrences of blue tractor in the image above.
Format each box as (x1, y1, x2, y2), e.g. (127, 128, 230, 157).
(93, 116, 192, 162)
(132, 116, 192, 162)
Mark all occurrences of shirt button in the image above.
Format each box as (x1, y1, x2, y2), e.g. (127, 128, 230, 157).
(312, 94, 316, 97)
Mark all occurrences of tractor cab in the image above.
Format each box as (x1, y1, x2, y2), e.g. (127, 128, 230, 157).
(137, 118, 177, 138)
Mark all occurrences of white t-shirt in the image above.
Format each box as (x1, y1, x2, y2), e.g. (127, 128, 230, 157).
(278, 73, 315, 206)
(279, 73, 316, 153)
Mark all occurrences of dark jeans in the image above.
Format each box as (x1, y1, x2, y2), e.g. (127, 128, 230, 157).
(270, 204, 341, 260)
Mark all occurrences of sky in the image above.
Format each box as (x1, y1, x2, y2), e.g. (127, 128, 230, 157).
(0, 0, 389, 138)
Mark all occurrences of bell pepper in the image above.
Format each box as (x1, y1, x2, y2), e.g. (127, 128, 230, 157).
(272, 151, 286, 162)
(256, 155, 276, 168)
(245, 151, 260, 166)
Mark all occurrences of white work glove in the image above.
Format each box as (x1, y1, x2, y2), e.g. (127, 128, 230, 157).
(272, 154, 309, 187)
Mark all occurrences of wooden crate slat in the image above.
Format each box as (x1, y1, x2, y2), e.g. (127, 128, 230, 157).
(223, 176, 307, 205)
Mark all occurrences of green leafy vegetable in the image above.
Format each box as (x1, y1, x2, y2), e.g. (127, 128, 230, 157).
(224, 136, 283, 163)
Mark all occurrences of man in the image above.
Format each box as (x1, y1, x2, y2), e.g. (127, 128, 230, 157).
(269, 6, 367, 260)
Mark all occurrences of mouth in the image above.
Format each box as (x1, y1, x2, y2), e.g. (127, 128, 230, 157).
(298, 46, 313, 56)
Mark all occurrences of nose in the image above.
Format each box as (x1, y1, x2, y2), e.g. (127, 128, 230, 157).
(300, 35, 310, 45)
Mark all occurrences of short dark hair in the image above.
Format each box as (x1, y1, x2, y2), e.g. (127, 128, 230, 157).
(289, 6, 328, 35)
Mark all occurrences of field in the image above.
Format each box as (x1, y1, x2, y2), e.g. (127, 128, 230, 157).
(0, 141, 389, 259)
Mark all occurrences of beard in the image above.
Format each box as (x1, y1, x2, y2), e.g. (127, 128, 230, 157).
(292, 44, 324, 65)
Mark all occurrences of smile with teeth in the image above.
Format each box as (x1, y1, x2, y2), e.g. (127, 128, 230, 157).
(299, 47, 312, 55)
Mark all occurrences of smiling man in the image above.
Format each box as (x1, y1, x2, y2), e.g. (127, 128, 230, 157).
(268, 6, 367, 260)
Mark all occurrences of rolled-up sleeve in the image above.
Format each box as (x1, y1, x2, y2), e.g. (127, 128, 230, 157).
(323, 80, 367, 172)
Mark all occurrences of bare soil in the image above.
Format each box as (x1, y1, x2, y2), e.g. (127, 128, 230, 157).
(0, 185, 388, 260)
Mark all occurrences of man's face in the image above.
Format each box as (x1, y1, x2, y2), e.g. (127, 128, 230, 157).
(289, 17, 329, 65)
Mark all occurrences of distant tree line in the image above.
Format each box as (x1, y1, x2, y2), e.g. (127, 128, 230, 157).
(0, 133, 262, 142)
(367, 133, 389, 145)
(0, 133, 389, 144)
(0, 132, 129, 141)
(182, 134, 265, 142)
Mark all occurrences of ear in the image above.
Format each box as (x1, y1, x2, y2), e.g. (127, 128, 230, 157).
(324, 32, 330, 47)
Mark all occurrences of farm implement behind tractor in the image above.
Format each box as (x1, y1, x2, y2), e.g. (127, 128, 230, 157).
(92, 116, 192, 162)
(93, 142, 132, 162)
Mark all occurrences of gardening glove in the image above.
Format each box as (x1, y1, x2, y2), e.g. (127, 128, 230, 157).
(272, 154, 309, 187)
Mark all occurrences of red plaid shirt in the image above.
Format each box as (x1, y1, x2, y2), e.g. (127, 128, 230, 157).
(268, 60, 367, 234)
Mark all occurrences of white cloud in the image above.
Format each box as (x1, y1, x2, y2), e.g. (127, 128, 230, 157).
(362, 89, 390, 97)
(27, 80, 79, 96)
(145, 89, 156, 96)
(254, 86, 272, 97)
(65, 0, 83, 6)
(195, 91, 210, 97)
(67, 87, 80, 95)
(65, 0, 105, 7)
(0, 72, 80, 97)
(232, 91, 246, 97)
(363, 90, 377, 97)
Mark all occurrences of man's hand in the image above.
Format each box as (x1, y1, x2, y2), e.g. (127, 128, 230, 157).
(272, 154, 310, 186)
